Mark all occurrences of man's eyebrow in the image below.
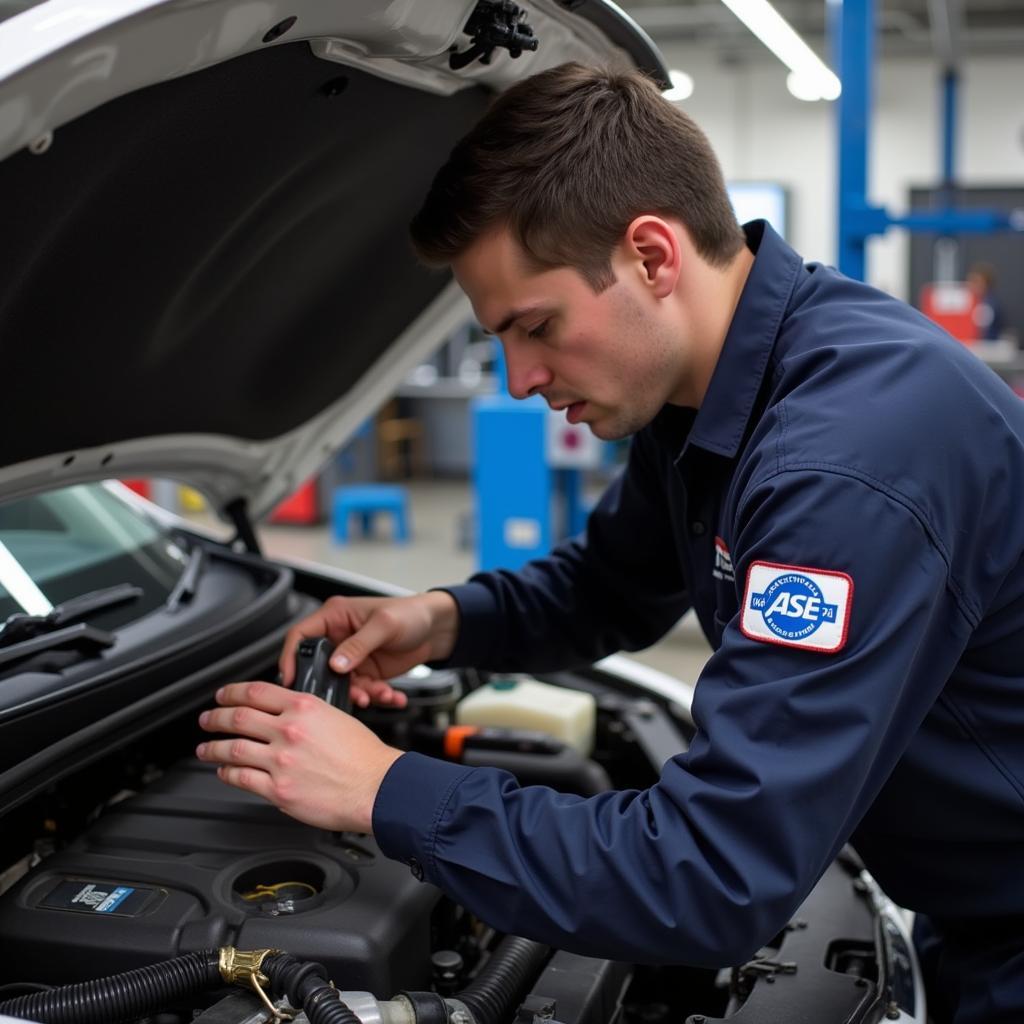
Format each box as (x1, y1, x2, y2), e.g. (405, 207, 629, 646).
(489, 305, 548, 335)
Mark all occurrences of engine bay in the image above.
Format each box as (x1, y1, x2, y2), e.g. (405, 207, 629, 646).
(0, 759, 438, 995)
(0, 643, 918, 1024)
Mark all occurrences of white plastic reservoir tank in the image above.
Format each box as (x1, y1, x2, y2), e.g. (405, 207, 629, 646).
(455, 676, 597, 756)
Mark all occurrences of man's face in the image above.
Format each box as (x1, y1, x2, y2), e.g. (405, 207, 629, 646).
(452, 227, 688, 441)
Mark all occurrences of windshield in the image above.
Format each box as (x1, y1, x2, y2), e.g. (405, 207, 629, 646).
(0, 483, 188, 629)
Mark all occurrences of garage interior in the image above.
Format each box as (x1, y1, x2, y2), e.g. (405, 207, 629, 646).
(133, 0, 1024, 688)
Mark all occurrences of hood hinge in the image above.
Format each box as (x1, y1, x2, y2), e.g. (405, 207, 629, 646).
(223, 497, 262, 556)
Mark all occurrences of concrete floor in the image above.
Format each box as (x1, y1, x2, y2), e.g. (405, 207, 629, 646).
(208, 479, 714, 687)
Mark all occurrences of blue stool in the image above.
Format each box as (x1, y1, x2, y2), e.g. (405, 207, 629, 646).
(331, 485, 410, 544)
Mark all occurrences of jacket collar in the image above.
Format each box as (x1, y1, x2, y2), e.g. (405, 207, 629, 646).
(680, 220, 803, 460)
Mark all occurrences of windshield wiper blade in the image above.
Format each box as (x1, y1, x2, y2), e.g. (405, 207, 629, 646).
(0, 583, 142, 649)
(0, 622, 115, 669)
(166, 546, 205, 612)
(50, 583, 143, 625)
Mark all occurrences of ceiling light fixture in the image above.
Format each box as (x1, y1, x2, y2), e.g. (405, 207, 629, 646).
(663, 68, 695, 102)
(718, 0, 841, 101)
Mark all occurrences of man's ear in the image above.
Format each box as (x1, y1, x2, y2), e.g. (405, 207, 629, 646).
(621, 216, 682, 299)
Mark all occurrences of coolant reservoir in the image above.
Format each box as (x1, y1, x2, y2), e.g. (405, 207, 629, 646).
(455, 677, 597, 756)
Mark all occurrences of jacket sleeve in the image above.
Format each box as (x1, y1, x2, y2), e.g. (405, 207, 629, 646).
(437, 428, 692, 672)
(373, 468, 975, 967)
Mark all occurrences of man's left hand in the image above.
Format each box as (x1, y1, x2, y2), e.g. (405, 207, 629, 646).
(195, 681, 402, 833)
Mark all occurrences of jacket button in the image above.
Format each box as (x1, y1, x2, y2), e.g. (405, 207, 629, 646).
(409, 857, 424, 881)
(690, 521, 706, 536)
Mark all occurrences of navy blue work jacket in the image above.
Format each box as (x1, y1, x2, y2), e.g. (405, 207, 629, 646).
(373, 221, 1024, 970)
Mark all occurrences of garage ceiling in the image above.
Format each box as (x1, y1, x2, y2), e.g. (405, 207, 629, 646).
(619, 0, 1024, 59)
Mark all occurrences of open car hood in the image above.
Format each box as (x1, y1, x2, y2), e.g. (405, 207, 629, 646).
(0, 0, 665, 521)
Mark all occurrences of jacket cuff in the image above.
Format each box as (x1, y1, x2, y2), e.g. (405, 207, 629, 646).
(372, 751, 474, 875)
(429, 581, 503, 667)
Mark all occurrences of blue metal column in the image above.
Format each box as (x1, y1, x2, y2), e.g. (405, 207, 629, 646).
(933, 67, 961, 282)
(832, 0, 1009, 277)
(941, 69, 957, 187)
(834, 0, 880, 281)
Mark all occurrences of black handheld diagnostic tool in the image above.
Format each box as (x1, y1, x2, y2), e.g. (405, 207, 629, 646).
(293, 637, 352, 713)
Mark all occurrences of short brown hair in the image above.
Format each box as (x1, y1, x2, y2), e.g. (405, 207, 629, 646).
(410, 61, 745, 290)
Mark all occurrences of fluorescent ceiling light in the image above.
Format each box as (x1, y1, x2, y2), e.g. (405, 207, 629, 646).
(663, 69, 695, 102)
(719, 0, 841, 101)
(787, 69, 840, 102)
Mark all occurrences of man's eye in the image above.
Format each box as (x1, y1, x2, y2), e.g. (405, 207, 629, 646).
(527, 321, 549, 339)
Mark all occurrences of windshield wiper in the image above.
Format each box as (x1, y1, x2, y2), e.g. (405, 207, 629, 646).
(0, 623, 116, 670)
(166, 546, 205, 612)
(0, 583, 143, 650)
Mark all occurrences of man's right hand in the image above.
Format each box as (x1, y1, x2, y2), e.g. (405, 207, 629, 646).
(278, 592, 460, 708)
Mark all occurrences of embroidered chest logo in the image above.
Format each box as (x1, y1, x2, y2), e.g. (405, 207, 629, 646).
(712, 536, 735, 582)
(741, 561, 853, 653)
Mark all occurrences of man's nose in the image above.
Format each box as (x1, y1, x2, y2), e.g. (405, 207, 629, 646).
(504, 345, 552, 400)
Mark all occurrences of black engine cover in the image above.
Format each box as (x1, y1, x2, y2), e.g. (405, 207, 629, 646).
(0, 761, 439, 994)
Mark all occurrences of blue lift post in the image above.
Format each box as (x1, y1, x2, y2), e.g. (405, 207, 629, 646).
(833, 0, 1017, 282)
(941, 68, 956, 189)
(471, 345, 553, 571)
(471, 345, 595, 571)
(472, 392, 551, 571)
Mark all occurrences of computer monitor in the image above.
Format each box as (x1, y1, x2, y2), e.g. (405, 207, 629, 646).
(728, 181, 788, 240)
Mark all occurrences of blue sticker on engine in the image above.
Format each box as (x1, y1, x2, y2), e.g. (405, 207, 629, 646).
(95, 886, 134, 912)
(40, 879, 157, 917)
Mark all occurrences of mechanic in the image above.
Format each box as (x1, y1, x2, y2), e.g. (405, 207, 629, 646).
(196, 63, 1024, 1023)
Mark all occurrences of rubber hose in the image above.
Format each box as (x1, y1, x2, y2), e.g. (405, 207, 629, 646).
(456, 936, 551, 1024)
(0, 950, 222, 1024)
(263, 952, 362, 1024)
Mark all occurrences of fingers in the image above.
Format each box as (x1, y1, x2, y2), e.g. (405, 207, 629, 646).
(213, 764, 278, 801)
(215, 680, 295, 713)
(329, 610, 401, 675)
(195, 736, 273, 771)
(349, 674, 409, 710)
(198, 699, 281, 742)
(196, 720, 297, 809)
(279, 608, 336, 686)
(198, 682, 317, 739)
(203, 674, 405, 726)
(195, 737, 281, 804)
(278, 596, 390, 685)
